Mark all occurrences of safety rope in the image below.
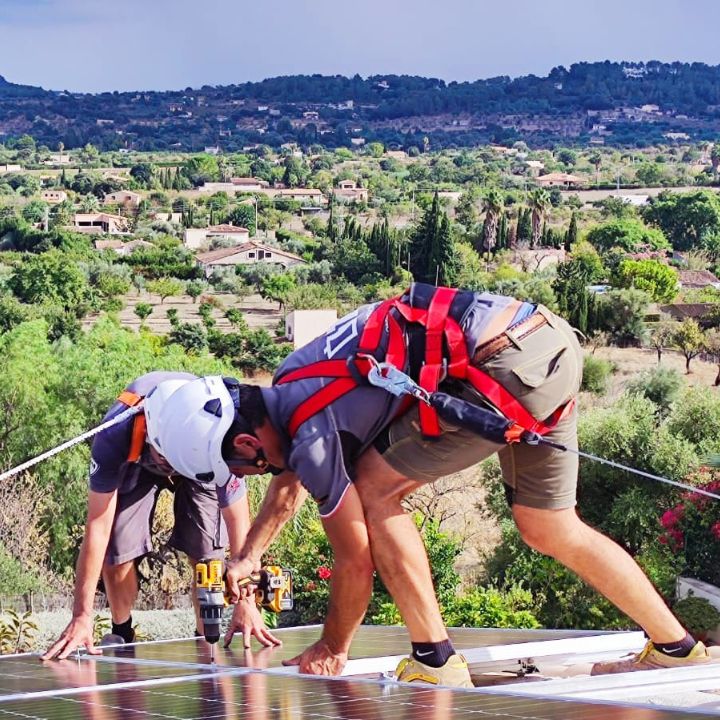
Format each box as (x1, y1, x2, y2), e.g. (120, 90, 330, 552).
(529, 437, 720, 501)
(0, 403, 144, 484)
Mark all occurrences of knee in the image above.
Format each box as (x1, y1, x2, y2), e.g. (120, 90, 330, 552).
(102, 560, 135, 584)
(513, 507, 586, 558)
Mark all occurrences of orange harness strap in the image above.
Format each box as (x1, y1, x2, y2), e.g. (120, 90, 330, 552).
(116, 390, 146, 463)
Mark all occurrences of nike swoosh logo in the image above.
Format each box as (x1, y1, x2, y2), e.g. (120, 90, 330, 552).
(660, 647, 683, 654)
(415, 651, 434, 657)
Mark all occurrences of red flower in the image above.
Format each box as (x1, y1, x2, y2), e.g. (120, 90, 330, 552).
(317, 566, 332, 580)
(712, 522, 720, 540)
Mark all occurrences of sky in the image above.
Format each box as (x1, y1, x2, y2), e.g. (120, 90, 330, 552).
(1, 0, 720, 93)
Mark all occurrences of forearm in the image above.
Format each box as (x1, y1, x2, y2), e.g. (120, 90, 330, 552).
(321, 558, 374, 655)
(231, 471, 306, 565)
(221, 494, 251, 557)
(72, 525, 111, 617)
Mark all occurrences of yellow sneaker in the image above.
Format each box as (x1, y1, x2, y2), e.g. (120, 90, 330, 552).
(591, 640, 713, 675)
(395, 653, 473, 688)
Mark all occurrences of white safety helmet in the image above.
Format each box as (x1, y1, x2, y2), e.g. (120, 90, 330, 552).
(144, 376, 236, 486)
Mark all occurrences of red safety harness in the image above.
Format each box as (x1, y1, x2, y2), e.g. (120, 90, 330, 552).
(276, 286, 573, 442)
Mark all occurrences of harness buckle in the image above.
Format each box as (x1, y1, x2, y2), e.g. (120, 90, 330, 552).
(365, 359, 431, 406)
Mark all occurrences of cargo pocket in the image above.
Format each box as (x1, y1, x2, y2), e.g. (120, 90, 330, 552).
(512, 345, 567, 389)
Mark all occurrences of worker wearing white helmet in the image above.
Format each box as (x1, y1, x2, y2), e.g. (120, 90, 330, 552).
(42, 371, 280, 661)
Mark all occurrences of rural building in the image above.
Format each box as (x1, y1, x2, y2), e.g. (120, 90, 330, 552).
(285, 309, 338, 350)
(536, 172, 587, 189)
(184, 224, 251, 250)
(71, 212, 131, 235)
(94, 239, 153, 255)
(271, 188, 325, 203)
(334, 180, 369, 203)
(41, 190, 68, 204)
(659, 303, 717, 327)
(677, 270, 720, 290)
(0, 164, 22, 173)
(195, 242, 306, 277)
(200, 177, 270, 193)
(103, 190, 142, 208)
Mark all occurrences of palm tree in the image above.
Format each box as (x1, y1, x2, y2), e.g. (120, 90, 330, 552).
(481, 187, 503, 256)
(528, 188, 550, 248)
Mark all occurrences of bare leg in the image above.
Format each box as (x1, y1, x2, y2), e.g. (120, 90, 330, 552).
(513, 505, 686, 643)
(354, 448, 448, 643)
(102, 561, 138, 625)
(187, 556, 203, 635)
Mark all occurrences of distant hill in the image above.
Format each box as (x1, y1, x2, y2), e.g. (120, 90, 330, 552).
(2, 61, 720, 151)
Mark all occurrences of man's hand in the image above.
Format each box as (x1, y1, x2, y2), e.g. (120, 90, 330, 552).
(41, 615, 100, 661)
(223, 599, 282, 649)
(224, 556, 259, 603)
(282, 639, 348, 675)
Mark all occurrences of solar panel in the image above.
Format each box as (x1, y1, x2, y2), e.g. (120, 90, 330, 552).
(0, 627, 711, 718)
(0, 670, 706, 719)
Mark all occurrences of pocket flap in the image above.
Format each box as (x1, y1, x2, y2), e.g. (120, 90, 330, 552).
(512, 346, 567, 389)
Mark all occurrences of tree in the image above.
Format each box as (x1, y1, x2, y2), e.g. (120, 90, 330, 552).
(556, 148, 577, 167)
(21, 200, 48, 225)
(528, 189, 550, 248)
(15, 135, 36, 162)
(612, 259, 679, 303)
(8, 251, 89, 310)
(589, 151, 602, 187)
(650, 317, 679, 364)
(226, 204, 256, 235)
(260, 273, 296, 310)
(410, 193, 456, 285)
(130, 163, 154, 188)
(455, 187, 479, 230)
(586, 218, 670, 253)
(481, 187, 503, 255)
(183, 155, 220, 186)
(704, 328, 720, 385)
(595, 288, 650, 346)
(565, 212, 578, 252)
(169, 322, 208, 353)
(147, 278, 183, 304)
(134, 302, 153, 327)
(642, 190, 720, 251)
(78, 143, 100, 165)
(672, 318, 706, 374)
(185, 280, 206, 304)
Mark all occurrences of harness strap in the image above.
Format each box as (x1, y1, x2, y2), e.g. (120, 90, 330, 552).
(117, 390, 147, 463)
(418, 287, 458, 437)
(286, 378, 358, 437)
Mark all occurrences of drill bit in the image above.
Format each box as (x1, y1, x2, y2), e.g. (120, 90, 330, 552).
(209, 642, 215, 665)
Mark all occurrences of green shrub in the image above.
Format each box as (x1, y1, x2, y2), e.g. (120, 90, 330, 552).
(627, 366, 683, 416)
(673, 594, 720, 637)
(442, 586, 540, 629)
(581, 355, 613, 393)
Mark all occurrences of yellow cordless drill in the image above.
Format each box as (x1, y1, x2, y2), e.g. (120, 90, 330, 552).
(195, 560, 293, 659)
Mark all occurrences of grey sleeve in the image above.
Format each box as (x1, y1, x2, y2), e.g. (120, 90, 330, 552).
(289, 434, 352, 518)
(215, 474, 247, 509)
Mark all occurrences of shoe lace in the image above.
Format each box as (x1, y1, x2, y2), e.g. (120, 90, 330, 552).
(634, 641, 654, 663)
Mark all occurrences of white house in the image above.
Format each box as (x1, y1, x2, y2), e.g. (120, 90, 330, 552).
(103, 190, 142, 209)
(41, 190, 68, 204)
(195, 242, 306, 278)
(71, 212, 131, 235)
(285, 309, 338, 350)
(184, 224, 251, 250)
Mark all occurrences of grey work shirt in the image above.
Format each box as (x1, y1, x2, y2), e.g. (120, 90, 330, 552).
(90, 371, 246, 508)
(262, 283, 533, 518)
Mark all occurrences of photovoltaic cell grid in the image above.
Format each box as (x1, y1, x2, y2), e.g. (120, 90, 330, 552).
(0, 628, 706, 718)
(0, 672, 707, 720)
(0, 654, 205, 696)
(97, 626, 608, 669)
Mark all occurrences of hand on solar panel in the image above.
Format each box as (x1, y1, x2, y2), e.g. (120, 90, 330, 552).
(40, 614, 101, 661)
(282, 638, 348, 675)
(223, 598, 282, 649)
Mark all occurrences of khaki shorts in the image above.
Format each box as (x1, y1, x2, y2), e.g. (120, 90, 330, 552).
(377, 307, 584, 510)
(106, 473, 228, 566)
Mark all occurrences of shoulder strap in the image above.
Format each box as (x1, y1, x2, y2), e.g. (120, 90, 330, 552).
(116, 390, 146, 463)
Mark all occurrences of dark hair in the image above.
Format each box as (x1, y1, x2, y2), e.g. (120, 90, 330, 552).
(221, 384, 268, 459)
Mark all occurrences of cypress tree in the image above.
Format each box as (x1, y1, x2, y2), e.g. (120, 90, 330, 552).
(497, 212, 507, 250)
(565, 212, 578, 252)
